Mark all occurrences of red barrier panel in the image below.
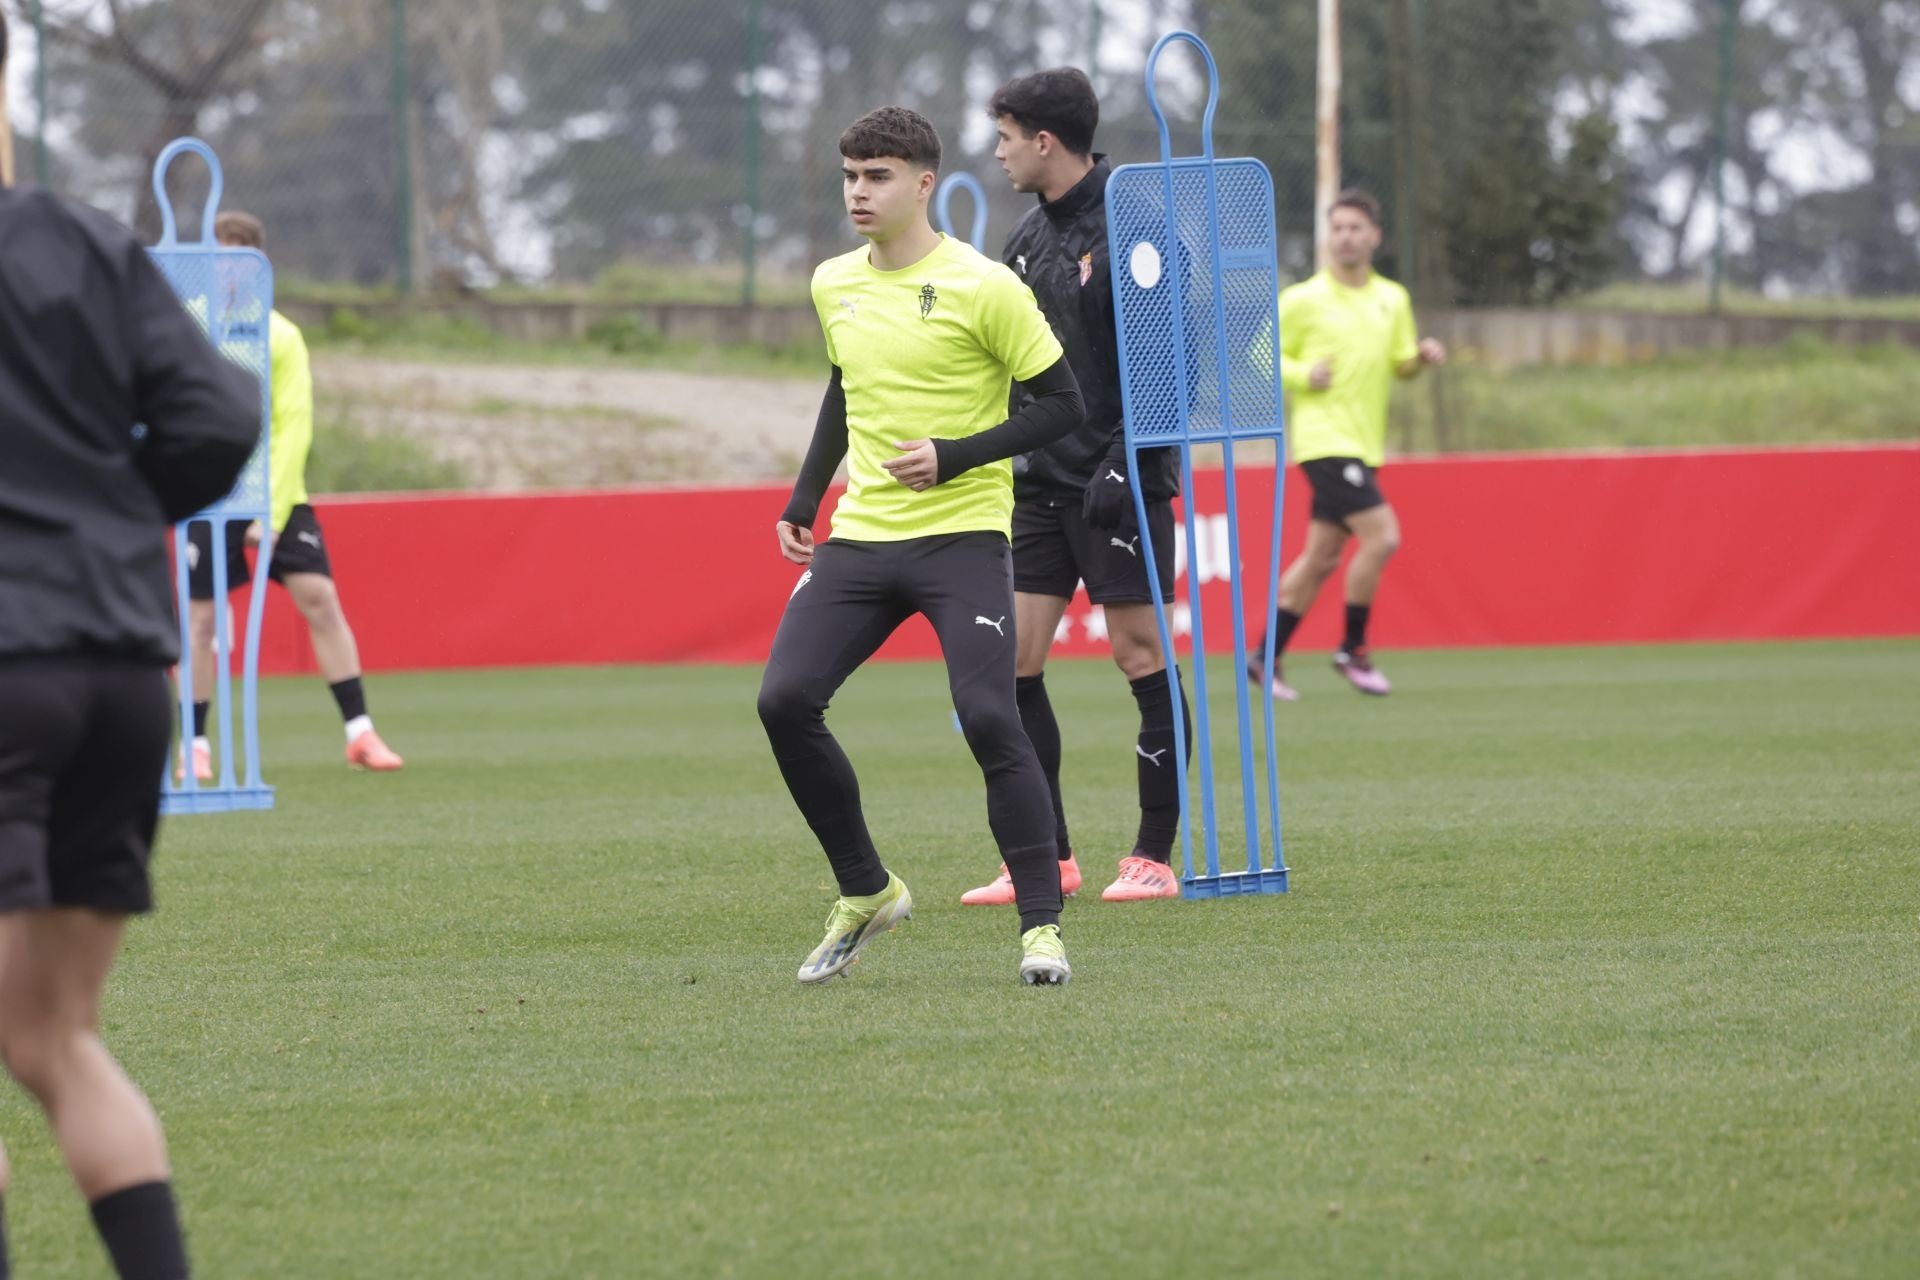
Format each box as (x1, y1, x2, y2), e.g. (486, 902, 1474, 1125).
(245, 445, 1919, 673)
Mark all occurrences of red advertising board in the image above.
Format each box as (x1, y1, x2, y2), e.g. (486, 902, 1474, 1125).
(242, 445, 1918, 673)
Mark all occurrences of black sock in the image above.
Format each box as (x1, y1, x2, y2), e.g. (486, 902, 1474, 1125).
(1343, 604, 1371, 652)
(1008, 839, 1063, 934)
(769, 742, 889, 897)
(329, 677, 368, 723)
(0, 1192, 11, 1280)
(759, 665, 890, 898)
(1130, 669, 1192, 863)
(190, 700, 209, 738)
(1015, 674, 1071, 858)
(90, 1181, 189, 1280)
(1268, 608, 1303, 657)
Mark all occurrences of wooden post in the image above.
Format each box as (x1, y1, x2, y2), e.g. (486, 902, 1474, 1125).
(1314, 0, 1342, 271)
(0, 27, 13, 186)
(0, 80, 14, 187)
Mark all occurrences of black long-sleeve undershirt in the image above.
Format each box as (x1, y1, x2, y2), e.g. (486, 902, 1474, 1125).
(779, 356, 1085, 528)
(779, 365, 848, 527)
(931, 356, 1083, 482)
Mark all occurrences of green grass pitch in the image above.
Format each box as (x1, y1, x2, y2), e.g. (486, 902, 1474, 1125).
(4, 640, 1915, 1277)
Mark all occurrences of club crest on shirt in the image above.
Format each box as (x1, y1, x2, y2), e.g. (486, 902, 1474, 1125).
(1079, 252, 1094, 287)
(919, 284, 937, 318)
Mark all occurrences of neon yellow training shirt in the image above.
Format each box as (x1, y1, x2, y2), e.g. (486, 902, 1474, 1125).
(266, 310, 313, 532)
(1276, 270, 1418, 467)
(811, 233, 1063, 541)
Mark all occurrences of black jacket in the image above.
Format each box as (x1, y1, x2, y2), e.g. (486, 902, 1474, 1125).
(1002, 158, 1178, 503)
(1, 187, 260, 664)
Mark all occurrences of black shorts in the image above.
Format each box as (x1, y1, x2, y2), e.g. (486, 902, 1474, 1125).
(0, 658, 172, 914)
(1012, 493, 1177, 605)
(1300, 457, 1387, 525)
(186, 503, 332, 600)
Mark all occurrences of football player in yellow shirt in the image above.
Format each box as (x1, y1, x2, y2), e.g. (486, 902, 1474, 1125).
(1251, 189, 1446, 698)
(180, 212, 403, 777)
(758, 107, 1086, 986)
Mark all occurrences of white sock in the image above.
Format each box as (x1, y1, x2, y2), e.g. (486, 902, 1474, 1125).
(344, 715, 374, 744)
(192, 735, 211, 751)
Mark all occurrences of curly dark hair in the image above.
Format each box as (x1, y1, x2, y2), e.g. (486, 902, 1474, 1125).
(839, 106, 942, 172)
(988, 68, 1099, 157)
(215, 211, 267, 250)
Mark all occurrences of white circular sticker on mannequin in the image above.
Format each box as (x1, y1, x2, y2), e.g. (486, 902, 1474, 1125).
(1129, 240, 1163, 290)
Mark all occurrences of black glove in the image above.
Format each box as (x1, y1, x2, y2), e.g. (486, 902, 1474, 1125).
(1082, 453, 1135, 530)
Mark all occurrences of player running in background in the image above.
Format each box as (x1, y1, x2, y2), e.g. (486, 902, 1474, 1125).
(758, 106, 1086, 985)
(178, 212, 402, 778)
(958, 67, 1191, 906)
(1, 11, 260, 1269)
(1251, 189, 1446, 699)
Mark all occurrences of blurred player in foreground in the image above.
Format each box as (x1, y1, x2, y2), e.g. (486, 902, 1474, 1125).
(0, 13, 259, 1271)
(758, 107, 1085, 985)
(179, 212, 402, 777)
(1251, 189, 1446, 699)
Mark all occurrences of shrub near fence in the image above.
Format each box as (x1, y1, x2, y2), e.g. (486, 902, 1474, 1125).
(283, 298, 822, 350)
(283, 298, 1920, 372)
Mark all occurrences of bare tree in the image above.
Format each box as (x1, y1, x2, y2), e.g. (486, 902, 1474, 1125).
(40, 0, 277, 233)
(410, 0, 506, 278)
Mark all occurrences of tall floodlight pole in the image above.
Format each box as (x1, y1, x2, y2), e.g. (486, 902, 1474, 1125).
(391, 0, 415, 294)
(742, 0, 765, 306)
(1314, 0, 1342, 270)
(32, 0, 51, 186)
(1709, 0, 1736, 313)
(0, 74, 11, 187)
(1090, 0, 1103, 82)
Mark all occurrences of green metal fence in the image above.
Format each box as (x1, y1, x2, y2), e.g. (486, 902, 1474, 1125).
(5, 0, 1915, 307)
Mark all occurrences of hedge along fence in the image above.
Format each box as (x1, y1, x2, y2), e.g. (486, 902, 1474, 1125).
(282, 296, 1920, 371)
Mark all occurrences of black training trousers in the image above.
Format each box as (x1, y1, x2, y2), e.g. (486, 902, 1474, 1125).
(757, 532, 1063, 932)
